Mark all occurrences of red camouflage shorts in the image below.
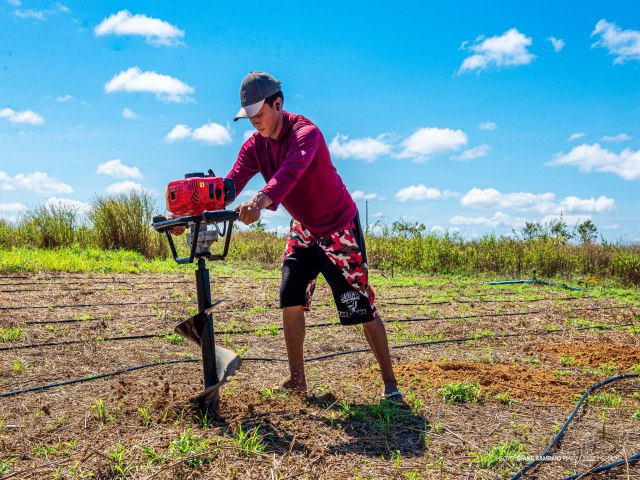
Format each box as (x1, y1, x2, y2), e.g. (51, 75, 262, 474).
(279, 215, 377, 325)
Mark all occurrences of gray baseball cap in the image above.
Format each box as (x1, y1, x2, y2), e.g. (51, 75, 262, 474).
(233, 71, 282, 121)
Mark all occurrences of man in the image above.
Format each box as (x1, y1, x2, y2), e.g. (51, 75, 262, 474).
(228, 71, 403, 404)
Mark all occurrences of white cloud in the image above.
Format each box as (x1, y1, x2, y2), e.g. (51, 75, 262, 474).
(557, 196, 615, 214)
(351, 190, 378, 201)
(262, 208, 286, 219)
(55, 94, 73, 103)
(329, 133, 392, 162)
(243, 130, 255, 142)
(95, 10, 185, 47)
(479, 121, 497, 131)
(452, 144, 490, 161)
(96, 159, 143, 179)
(547, 36, 565, 52)
(7, 0, 21, 6)
(541, 213, 591, 228)
(165, 122, 232, 146)
(431, 225, 460, 235)
(0, 202, 27, 213)
(601, 133, 630, 143)
(395, 185, 457, 202)
(192, 122, 232, 146)
(0, 201, 26, 222)
(14, 8, 44, 19)
(450, 211, 527, 229)
(105, 181, 146, 194)
(165, 124, 192, 142)
(460, 187, 615, 214)
(461, 188, 556, 213)
(0, 108, 44, 125)
(568, 132, 586, 142)
(45, 196, 91, 213)
(396, 127, 467, 163)
(592, 19, 640, 64)
(0, 171, 73, 194)
(459, 28, 535, 73)
(549, 143, 640, 180)
(104, 67, 194, 103)
(14, 3, 68, 20)
(122, 107, 138, 120)
(239, 189, 258, 198)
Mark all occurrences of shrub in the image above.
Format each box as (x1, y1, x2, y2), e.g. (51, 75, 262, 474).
(20, 204, 80, 248)
(89, 191, 167, 259)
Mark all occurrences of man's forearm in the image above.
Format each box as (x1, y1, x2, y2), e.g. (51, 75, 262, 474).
(253, 191, 273, 210)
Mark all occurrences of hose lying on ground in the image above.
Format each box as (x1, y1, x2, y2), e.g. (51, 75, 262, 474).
(510, 373, 640, 480)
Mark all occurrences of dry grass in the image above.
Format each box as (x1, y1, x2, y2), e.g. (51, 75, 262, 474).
(0, 271, 639, 479)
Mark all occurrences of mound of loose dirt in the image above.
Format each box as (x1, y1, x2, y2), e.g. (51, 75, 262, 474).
(392, 361, 587, 405)
(541, 342, 640, 369)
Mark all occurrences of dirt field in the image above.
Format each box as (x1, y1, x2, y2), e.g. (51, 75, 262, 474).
(1, 270, 639, 479)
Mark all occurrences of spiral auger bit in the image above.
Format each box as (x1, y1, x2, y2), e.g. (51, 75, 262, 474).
(152, 171, 241, 417)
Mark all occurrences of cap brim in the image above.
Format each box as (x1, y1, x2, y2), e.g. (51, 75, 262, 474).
(233, 99, 265, 121)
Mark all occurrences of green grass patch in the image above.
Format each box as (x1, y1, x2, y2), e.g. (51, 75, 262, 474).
(0, 327, 23, 343)
(338, 400, 415, 433)
(259, 386, 290, 401)
(169, 429, 216, 467)
(436, 382, 483, 404)
(163, 333, 186, 345)
(234, 424, 266, 456)
(471, 440, 528, 469)
(585, 391, 622, 408)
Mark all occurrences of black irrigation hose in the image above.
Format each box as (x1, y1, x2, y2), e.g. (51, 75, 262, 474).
(3, 324, 638, 399)
(562, 454, 640, 479)
(26, 313, 160, 325)
(244, 322, 636, 363)
(0, 286, 186, 294)
(457, 296, 587, 304)
(0, 275, 280, 288)
(0, 299, 187, 310)
(7, 305, 638, 352)
(510, 374, 640, 480)
(0, 359, 198, 398)
(0, 333, 168, 351)
(0, 279, 193, 287)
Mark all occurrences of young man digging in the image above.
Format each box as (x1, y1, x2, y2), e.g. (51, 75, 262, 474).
(228, 71, 403, 405)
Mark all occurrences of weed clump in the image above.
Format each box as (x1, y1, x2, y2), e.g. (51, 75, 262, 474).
(436, 382, 483, 404)
(90, 191, 167, 259)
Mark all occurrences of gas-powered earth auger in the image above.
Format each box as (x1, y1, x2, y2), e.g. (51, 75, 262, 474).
(152, 170, 240, 416)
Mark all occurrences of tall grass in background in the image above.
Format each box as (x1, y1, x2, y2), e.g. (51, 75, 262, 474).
(0, 202, 638, 284)
(0, 191, 166, 259)
(89, 191, 167, 259)
(365, 227, 640, 286)
(20, 204, 86, 248)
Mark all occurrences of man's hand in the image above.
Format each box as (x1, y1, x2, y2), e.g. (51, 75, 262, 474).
(234, 191, 272, 225)
(167, 215, 186, 236)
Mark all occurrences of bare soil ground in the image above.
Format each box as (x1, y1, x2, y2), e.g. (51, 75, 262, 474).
(1, 270, 639, 479)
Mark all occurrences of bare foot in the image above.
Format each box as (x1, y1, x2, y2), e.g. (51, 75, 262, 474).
(281, 376, 307, 394)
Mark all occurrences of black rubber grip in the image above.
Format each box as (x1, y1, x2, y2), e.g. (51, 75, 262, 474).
(202, 210, 239, 223)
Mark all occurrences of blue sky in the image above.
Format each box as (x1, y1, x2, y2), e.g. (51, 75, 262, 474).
(1, 1, 639, 241)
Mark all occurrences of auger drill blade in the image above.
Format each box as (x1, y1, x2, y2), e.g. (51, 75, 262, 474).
(192, 345, 241, 415)
(174, 300, 225, 346)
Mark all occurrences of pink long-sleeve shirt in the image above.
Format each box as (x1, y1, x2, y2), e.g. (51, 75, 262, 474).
(226, 111, 357, 236)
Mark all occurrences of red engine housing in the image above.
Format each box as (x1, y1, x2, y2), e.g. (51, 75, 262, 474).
(166, 176, 226, 217)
